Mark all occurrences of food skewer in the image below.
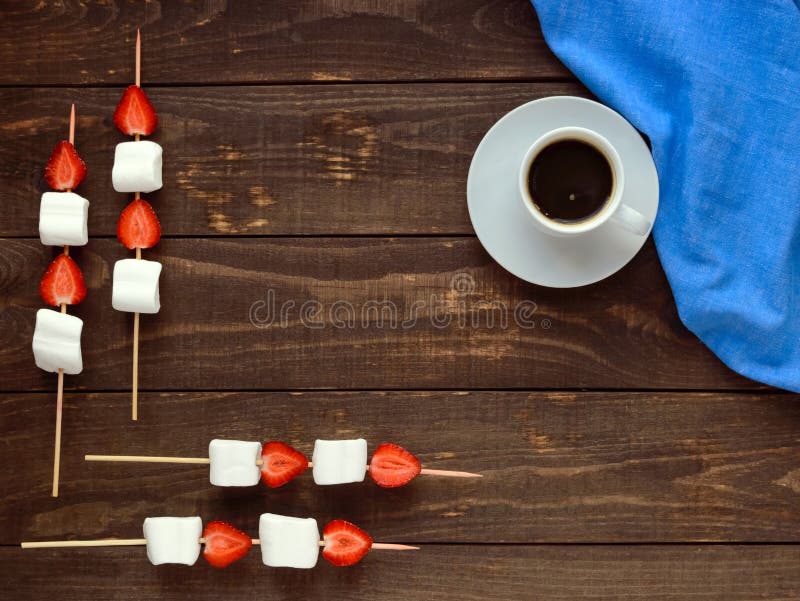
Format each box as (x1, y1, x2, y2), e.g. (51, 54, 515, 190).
(132, 29, 141, 420)
(85, 438, 482, 488)
(21, 539, 416, 550)
(51, 104, 77, 498)
(22, 515, 417, 569)
(84, 453, 481, 478)
(110, 28, 163, 421)
(35, 103, 89, 496)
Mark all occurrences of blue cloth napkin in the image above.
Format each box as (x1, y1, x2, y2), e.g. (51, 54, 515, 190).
(531, 0, 800, 391)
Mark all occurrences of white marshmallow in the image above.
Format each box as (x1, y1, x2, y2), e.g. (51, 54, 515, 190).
(258, 513, 319, 569)
(112, 141, 163, 193)
(143, 517, 202, 566)
(39, 192, 90, 247)
(208, 439, 262, 487)
(32, 309, 83, 375)
(311, 439, 368, 485)
(112, 259, 162, 314)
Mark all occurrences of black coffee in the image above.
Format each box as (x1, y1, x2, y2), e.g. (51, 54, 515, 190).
(527, 139, 613, 223)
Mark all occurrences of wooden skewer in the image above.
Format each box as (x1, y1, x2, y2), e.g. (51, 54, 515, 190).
(22, 538, 419, 551)
(52, 104, 78, 498)
(84, 454, 483, 478)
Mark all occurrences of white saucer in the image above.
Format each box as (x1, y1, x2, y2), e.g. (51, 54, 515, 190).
(467, 96, 659, 288)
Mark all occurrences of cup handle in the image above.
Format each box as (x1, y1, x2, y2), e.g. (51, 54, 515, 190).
(610, 203, 651, 236)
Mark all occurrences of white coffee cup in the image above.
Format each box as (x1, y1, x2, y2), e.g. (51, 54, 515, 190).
(518, 126, 650, 237)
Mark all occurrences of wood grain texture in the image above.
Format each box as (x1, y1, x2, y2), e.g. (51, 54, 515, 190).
(0, 238, 756, 391)
(0, 0, 569, 85)
(4, 4, 798, 598)
(0, 83, 590, 237)
(4, 545, 800, 600)
(4, 391, 799, 544)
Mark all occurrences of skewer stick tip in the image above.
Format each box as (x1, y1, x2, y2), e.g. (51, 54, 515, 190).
(371, 543, 420, 551)
(135, 29, 141, 88)
(68, 104, 75, 146)
(419, 468, 483, 479)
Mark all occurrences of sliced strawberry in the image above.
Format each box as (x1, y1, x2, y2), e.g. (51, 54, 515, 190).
(259, 441, 309, 488)
(117, 198, 161, 249)
(202, 521, 252, 568)
(369, 443, 421, 488)
(322, 520, 373, 567)
(113, 85, 157, 136)
(39, 254, 87, 306)
(44, 141, 87, 191)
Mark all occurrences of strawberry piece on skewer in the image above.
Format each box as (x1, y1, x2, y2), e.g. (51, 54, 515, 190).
(369, 443, 422, 488)
(39, 254, 87, 307)
(113, 85, 157, 136)
(117, 198, 161, 249)
(260, 441, 309, 488)
(202, 521, 253, 568)
(322, 520, 373, 567)
(44, 141, 86, 191)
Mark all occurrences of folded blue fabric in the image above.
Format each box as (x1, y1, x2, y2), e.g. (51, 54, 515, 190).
(531, 0, 800, 391)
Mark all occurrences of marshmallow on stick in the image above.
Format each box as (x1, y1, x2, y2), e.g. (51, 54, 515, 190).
(34, 104, 89, 497)
(85, 438, 482, 488)
(110, 29, 163, 421)
(21, 514, 418, 569)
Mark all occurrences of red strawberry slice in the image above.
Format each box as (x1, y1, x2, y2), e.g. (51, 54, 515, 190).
(202, 521, 253, 568)
(44, 141, 87, 191)
(260, 441, 309, 488)
(113, 85, 157, 136)
(322, 520, 373, 567)
(369, 443, 421, 488)
(117, 198, 161, 249)
(39, 254, 87, 306)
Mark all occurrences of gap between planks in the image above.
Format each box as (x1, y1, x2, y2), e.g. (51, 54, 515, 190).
(0, 76, 579, 90)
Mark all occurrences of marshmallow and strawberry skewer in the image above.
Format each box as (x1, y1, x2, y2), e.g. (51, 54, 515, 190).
(32, 104, 89, 497)
(109, 30, 163, 421)
(22, 514, 417, 569)
(86, 438, 481, 488)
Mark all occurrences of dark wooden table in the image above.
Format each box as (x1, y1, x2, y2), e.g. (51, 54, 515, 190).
(1, 2, 799, 599)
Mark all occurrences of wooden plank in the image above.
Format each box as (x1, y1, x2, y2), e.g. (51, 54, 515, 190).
(3, 545, 799, 600)
(4, 391, 799, 544)
(0, 82, 588, 237)
(0, 0, 569, 86)
(0, 238, 756, 391)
